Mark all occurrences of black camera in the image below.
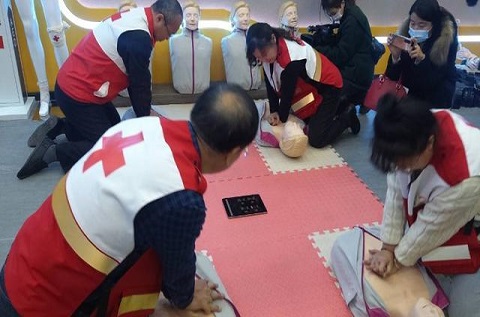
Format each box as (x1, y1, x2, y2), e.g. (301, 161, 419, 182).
(301, 23, 339, 47)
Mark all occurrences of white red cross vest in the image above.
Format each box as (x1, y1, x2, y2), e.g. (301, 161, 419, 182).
(263, 37, 342, 120)
(4, 117, 207, 316)
(398, 110, 480, 274)
(56, 7, 155, 104)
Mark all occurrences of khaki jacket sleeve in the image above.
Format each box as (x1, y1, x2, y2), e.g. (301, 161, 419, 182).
(395, 176, 480, 266)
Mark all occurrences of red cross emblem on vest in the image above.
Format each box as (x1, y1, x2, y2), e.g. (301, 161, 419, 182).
(53, 35, 60, 42)
(83, 131, 144, 176)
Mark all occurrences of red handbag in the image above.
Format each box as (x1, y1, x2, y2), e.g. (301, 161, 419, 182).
(363, 75, 407, 110)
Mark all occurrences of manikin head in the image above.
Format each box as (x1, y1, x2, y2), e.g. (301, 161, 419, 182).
(279, 1, 298, 28)
(280, 121, 308, 158)
(230, 1, 251, 30)
(119, 0, 138, 12)
(183, 0, 201, 31)
(408, 298, 445, 317)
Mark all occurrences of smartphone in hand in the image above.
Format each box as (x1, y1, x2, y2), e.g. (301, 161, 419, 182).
(390, 33, 412, 51)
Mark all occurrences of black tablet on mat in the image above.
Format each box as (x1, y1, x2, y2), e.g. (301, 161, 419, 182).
(222, 194, 267, 218)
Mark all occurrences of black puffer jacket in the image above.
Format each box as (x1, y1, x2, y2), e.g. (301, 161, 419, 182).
(315, 3, 375, 91)
(385, 8, 458, 109)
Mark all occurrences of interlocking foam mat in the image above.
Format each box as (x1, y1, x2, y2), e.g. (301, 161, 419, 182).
(197, 167, 384, 317)
(152, 103, 384, 316)
(257, 144, 345, 174)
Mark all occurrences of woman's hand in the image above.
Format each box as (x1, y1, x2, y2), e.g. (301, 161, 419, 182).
(386, 34, 402, 62)
(409, 38, 426, 63)
(268, 112, 281, 126)
(364, 249, 400, 278)
(184, 279, 224, 314)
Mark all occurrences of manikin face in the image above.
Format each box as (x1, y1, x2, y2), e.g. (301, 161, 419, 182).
(409, 298, 444, 317)
(281, 5, 298, 27)
(233, 7, 250, 30)
(183, 6, 200, 31)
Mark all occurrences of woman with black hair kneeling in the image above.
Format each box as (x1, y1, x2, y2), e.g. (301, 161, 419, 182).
(246, 22, 360, 149)
(366, 93, 480, 317)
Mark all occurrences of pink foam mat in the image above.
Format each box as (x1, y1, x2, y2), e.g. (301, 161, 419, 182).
(205, 144, 271, 183)
(197, 166, 384, 316)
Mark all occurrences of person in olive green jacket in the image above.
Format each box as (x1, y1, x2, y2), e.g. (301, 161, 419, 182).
(316, 0, 375, 114)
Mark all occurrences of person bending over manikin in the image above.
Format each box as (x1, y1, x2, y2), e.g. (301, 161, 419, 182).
(15, 0, 69, 119)
(278, 1, 300, 38)
(255, 100, 308, 158)
(169, 0, 212, 94)
(221, 1, 262, 90)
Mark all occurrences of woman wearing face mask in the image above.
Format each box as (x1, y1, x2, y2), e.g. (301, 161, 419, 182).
(366, 93, 480, 317)
(385, 0, 458, 109)
(246, 22, 361, 149)
(316, 0, 374, 115)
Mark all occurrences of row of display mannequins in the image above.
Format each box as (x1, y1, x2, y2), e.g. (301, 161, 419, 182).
(17, 0, 300, 117)
(171, 0, 300, 94)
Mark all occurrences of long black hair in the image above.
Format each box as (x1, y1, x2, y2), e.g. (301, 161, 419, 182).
(321, 0, 355, 10)
(246, 22, 295, 67)
(370, 93, 437, 173)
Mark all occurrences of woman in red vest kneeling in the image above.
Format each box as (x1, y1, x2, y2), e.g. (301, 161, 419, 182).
(246, 22, 361, 149)
(365, 93, 480, 317)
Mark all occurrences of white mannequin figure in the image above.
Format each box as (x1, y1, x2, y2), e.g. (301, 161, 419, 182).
(278, 1, 299, 38)
(169, 0, 212, 94)
(221, 1, 261, 90)
(15, 0, 69, 119)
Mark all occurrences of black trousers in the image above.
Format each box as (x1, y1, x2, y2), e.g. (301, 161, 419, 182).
(307, 86, 350, 148)
(0, 265, 19, 316)
(55, 83, 121, 172)
(342, 79, 369, 106)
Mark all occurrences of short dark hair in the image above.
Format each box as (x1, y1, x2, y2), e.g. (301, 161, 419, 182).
(151, 0, 182, 23)
(370, 94, 437, 173)
(321, 0, 355, 10)
(190, 83, 259, 153)
(246, 22, 294, 66)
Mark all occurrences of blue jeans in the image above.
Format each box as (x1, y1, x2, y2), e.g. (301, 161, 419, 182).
(0, 265, 19, 316)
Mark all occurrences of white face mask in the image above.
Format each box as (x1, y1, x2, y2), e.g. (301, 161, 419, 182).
(330, 12, 342, 22)
(408, 27, 431, 43)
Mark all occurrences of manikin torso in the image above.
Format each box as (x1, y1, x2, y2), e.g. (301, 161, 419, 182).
(169, 6, 212, 94)
(221, 6, 261, 90)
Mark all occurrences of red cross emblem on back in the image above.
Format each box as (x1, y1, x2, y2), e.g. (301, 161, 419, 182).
(83, 131, 144, 177)
(53, 35, 60, 42)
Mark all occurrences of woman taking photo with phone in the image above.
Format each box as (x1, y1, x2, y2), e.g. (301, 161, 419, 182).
(385, 0, 458, 109)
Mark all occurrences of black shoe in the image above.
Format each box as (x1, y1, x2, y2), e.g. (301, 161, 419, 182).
(348, 106, 361, 135)
(27, 116, 61, 148)
(359, 105, 370, 115)
(17, 138, 54, 179)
